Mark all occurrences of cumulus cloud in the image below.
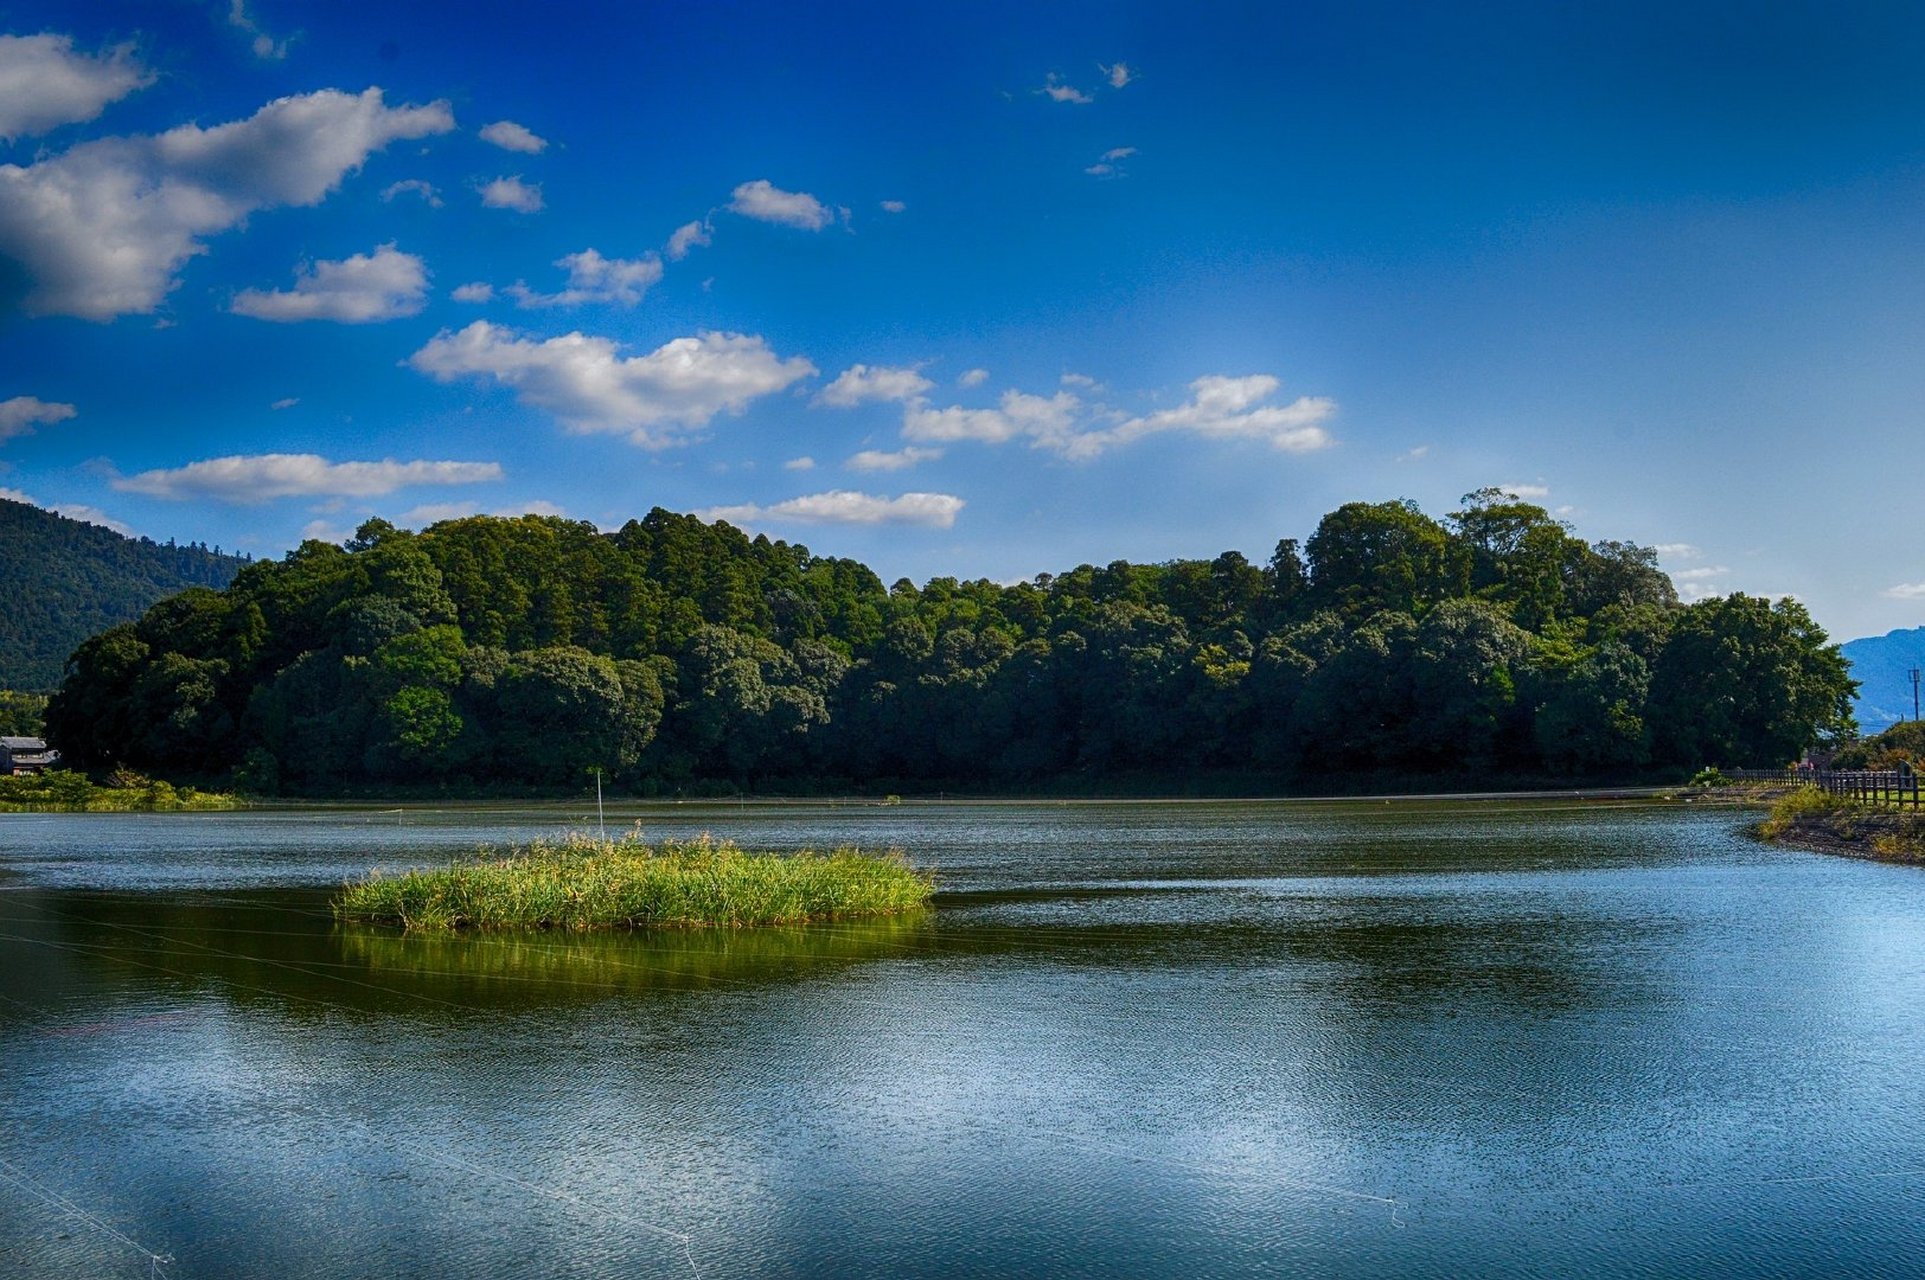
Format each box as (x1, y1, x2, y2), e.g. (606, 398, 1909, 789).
(0, 86, 454, 319)
(701, 490, 964, 529)
(903, 389, 1083, 449)
(407, 321, 816, 448)
(398, 498, 565, 525)
(728, 179, 831, 230)
(478, 120, 547, 153)
(958, 368, 989, 388)
(113, 453, 502, 502)
(230, 243, 427, 322)
(1101, 62, 1133, 89)
(479, 175, 543, 212)
(1038, 73, 1093, 104)
(451, 281, 494, 303)
(0, 395, 77, 441)
(815, 363, 934, 407)
(506, 248, 663, 308)
(846, 447, 941, 472)
(782, 456, 815, 471)
(380, 178, 441, 206)
(666, 219, 711, 260)
(880, 200, 906, 214)
(0, 34, 153, 141)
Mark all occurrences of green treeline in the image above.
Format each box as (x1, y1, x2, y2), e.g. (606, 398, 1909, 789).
(0, 497, 249, 690)
(44, 491, 1857, 794)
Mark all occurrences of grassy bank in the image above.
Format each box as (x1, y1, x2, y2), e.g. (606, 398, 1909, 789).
(333, 831, 935, 930)
(0, 770, 238, 812)
(1753, 785, 1925, 863)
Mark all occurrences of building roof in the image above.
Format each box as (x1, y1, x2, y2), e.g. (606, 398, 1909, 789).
(0, 737, 49, 751)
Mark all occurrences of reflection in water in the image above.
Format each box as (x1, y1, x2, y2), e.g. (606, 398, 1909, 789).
(3, 799, 1925, 1278)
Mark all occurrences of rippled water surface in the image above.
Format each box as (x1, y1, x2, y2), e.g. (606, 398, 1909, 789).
(4, 797, 1924, 1278)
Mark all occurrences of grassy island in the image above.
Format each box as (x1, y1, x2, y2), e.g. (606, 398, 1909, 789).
(333, 832, 935, 930)
(0, 770, 238, 813)
(1754, 786, 1925, 863)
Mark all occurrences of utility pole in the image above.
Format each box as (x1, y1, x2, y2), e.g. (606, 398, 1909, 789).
(1911, 668, 1921, 723)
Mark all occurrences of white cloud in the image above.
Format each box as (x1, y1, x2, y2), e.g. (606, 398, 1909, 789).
(1397, 445, 1429, 462)
(815, 363, 934, 407)
(1101, 147, 1136, 162)
(701, 490, 964, 529)
(0, 395, 77, 441)
(728, 179, 831, 230)
(846, 447, 941, 472)
(1101, 62, 1133, 89)
(507, 248, 663, 308)
(1884, 584, 1925, 600)
(958, 368, 989, 388)
(1060, 372, 1100, 390)
(1492, 483, 1550, 499)
(451, 281, 494, 303)
(407, 321, 816, 448)
(0, 87, 454, 318)
(113, 453, 502, 502)
(270, 397, 297, 410)
(666, 219, 711, 260)
(479, 175, 543, 212)
(300, 519, 350, 544)
(0, 485, 134, 534)
(230, 243, 427, 322)
(479, 120, 547, 154)
(1671, 566, 1730, 581)
(380, 178, 441, 206)
(1038, 73, 1093, 104)
(880, 200, 906, 214)
(398, 498, 566, 525)
(1654, 542, 1700, 559)
(228, 1, 289, 61)
(1085, 163, 1117, 177)
(782, 456, 815, 471)
(903, 389, 1083, 449)
(0, 34, 153, 141)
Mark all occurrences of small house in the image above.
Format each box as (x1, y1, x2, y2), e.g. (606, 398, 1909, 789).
(0, 737, 60, 776)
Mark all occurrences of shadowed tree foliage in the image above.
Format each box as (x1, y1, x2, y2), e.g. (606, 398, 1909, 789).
(40, 504, 1855, 791)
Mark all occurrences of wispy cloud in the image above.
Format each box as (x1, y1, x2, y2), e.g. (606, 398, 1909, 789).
(880, 199, 907, 214)
(270, 397, 298, 410)
(227, 0, 290, 60)
(958, 368, 989, 388)
(380, 178, 442, 207)
(113, 454, 502, 503)
(398, 499, 565, 525)
(1884, 583, 1925, 600)
(1494, 483, 1550, 499)
(846, 447, 941, 472)
(1654, 543, 1701, 559)
(1100, 62, 1133, 89)
(782, 456, 816, 471)
(1038, 73, 1093, 104)
(506, 249, 663, 308)
(701, 490, 964, 529)
(666, 220, 711, 260)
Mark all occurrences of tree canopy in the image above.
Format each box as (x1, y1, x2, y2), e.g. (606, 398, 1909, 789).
(41, 498, 1856, 792)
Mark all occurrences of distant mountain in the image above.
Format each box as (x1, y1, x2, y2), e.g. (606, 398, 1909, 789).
(0, 498, 249, 691)
(1841, 627, 1925, 734)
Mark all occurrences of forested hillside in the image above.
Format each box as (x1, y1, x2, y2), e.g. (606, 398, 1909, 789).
(1, 498, 248, 691)
(1839, 627, 1925, 734)
(45, 491, 1857, 793)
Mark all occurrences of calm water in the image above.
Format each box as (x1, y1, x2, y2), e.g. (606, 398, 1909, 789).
(3, 797, 1923, 1278)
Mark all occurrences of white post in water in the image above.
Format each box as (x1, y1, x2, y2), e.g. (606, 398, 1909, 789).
(595, 768, 606, 840)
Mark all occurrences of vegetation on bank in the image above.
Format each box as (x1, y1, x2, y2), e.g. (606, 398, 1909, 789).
(1829, 721, 1925, 771)
(1754, 785, 1925, 862)
(333, 832, 935, 930)
(0, 691, 46, 736)
(0, 769, 238, 812)
(44, 493, 1857, 795)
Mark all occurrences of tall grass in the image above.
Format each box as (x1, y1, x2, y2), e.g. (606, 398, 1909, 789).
(333, 831, 935, 931)
(0, 770, 237, 812)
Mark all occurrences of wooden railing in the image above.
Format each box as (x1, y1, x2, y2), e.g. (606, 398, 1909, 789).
(1728, 767, 1925, 810)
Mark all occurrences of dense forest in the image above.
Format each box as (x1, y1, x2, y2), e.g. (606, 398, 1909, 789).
(44, 491, 1857, 794)
(1, 497, 248, 690)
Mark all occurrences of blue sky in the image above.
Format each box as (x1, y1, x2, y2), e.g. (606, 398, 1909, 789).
(3, 1, 1925, 641)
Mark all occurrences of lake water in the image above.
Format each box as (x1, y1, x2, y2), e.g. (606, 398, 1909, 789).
(3, 797, 1924, 1278)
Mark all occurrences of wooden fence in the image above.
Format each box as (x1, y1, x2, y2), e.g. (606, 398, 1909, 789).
(1728, 767, 1925, 810)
